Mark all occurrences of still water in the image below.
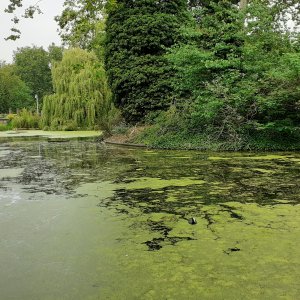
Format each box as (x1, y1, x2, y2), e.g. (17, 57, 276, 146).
(0, 139, 299, 299)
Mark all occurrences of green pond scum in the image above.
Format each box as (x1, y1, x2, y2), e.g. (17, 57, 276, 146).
(0, 138, 299, 299)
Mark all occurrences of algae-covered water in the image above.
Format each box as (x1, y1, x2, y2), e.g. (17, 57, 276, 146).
(0, 139, 299, 299)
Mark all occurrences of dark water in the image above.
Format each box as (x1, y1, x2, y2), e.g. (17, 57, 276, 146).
(0, 140, 300, 299)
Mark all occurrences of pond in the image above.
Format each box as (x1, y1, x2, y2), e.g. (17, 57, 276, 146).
(0, 139, 299, 299)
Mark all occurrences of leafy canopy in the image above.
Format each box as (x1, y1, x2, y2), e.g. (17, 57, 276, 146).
(13, 46, 53, 99)
(42, 48, 112, 130)
(0, 64, 32, 113)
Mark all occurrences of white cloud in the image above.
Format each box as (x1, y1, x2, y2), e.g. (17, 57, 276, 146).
(0, 0, 64, 63)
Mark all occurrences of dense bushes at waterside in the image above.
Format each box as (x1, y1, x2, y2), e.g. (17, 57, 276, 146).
(133, 0, 300, 150)
(0, 110, 40, 130)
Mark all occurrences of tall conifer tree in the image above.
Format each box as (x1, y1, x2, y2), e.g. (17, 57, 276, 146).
(105, 0, 188, 123)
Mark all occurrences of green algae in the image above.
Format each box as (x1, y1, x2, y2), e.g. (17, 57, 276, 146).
(0, 141, 300, 299)
(208, 156, 232, 160)
(234, 154, 293, 160)
(251, 168, 275, 174)
(120, 176, 206, 190)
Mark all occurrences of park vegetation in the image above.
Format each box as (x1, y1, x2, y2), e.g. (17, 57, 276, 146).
(2, 0, 300, 149)
(41, 48, 118, 131)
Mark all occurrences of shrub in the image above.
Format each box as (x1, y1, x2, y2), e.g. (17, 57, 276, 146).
(0, 124, 8, 131)
(98, 105, 122, 135)
(11, 109, 40, 129)
(61, 121, 78, 131)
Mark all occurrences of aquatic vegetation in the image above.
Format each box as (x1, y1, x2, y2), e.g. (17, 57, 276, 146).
(0, 139, 300, 299)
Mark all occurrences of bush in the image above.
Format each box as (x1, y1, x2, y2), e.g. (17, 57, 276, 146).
(11, 109, 41, 129)
(6, 114, 16, 122)
(112, 122, 130, 135)
(61, 121, 78, 131)
(0, 124, 8, 131)
(98, 105, 122, 135)
(50, 118, 61, 131)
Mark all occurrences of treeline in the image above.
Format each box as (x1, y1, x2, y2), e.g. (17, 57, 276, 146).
(2, 0, 300, 149)
(103, 0, 300, 149)
(0, 44, 63, 113)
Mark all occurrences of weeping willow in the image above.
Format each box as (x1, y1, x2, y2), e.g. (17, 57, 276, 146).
(42, 48, 112, 130)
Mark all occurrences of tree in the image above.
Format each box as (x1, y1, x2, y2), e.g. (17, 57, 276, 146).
(55, 0, 106, 51)
(242, 0, 300, 139)
(166, 0, 300, 146)
(42, 48, 112, 130)
(4, 0, 299, 40)
(48, 43, 64, 63)
(13, 46, 53, 100)
(0, 64, 32, 113)
(105, 0, 189, 123)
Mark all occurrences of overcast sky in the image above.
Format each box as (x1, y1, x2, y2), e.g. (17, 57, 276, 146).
(0, 0, 64, 63)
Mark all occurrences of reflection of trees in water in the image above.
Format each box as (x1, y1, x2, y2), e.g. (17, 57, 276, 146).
(0, 141, 132, 195)
(1, 141, 300, 204)
(100, 151, 300, 250)
(1, 141, 300, 250)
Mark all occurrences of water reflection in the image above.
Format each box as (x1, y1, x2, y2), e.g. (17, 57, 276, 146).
(1, 140, 300, 247)
(1, 139, 300, 299)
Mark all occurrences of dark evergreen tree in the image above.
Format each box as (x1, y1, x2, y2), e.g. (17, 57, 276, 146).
(105, 0, 188, 123)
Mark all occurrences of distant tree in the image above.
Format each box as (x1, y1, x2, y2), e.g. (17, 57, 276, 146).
(0, 64, 32, 113)
(48, 43, 64, 63)
(13, 46, 52, 100)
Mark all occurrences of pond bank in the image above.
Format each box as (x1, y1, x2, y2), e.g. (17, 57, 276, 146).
(107, 125, 300, 151)
(1, 128, 299, 152)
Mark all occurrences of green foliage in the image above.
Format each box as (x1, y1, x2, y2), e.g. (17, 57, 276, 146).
(5, 0, 300, 149)
(0, 64, 32, 113)
(13, 46, 53, 100)
(0, 124, 8, 131)
(98, 103, 122, 134)
(55, 0, 106, 54)
(48, 43, 64, 63)
(167, 1, 246, 140)
(149, 0, 300, 150)
(11, 108, 40, 129)
(41, 48, 114, 131)
(0, 119, 13, 131)
(105, 0, 189, 123)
